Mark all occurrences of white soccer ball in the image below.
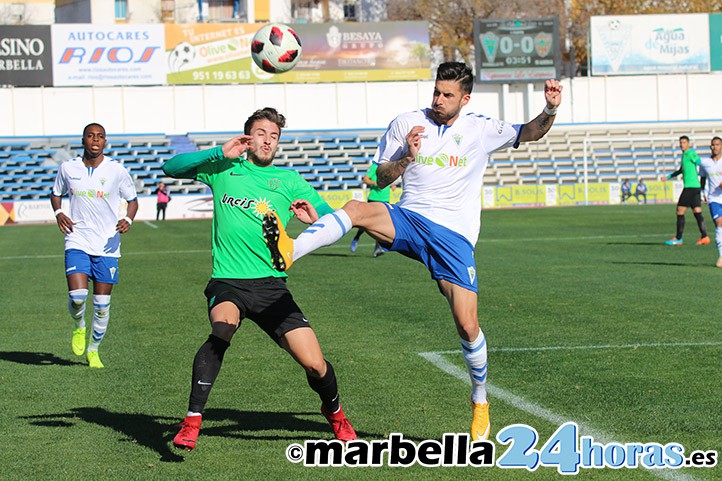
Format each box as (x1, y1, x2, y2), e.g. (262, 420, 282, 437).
(251, 23, 302, 74)
(169, 42, 195, 72)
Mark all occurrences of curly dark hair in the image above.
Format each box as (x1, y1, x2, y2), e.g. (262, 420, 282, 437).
(244, 107, 286, 135)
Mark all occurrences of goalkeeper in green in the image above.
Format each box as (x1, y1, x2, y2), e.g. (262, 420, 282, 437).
(664, 135, 709, 246)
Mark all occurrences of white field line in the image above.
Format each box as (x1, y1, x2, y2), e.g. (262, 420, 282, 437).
(429, 341, 722, 355)
(143, 221, 158, 229)
(419, 347, 709, 481)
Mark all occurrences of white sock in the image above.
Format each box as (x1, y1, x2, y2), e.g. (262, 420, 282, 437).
(186, 411, 202, 417)
(68, 288, 88, 329)
(293, 209, 352, 261)
(461, 332, 488, 405)
(87, 295, 110, 352)
(716, 226, 722, 256)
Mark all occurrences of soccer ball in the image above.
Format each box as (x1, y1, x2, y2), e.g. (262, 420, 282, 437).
(169, 42, 195, 72)
(251, 23, 302, 74)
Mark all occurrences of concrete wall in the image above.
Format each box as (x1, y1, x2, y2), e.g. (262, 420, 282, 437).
(1, 72, 722, 137)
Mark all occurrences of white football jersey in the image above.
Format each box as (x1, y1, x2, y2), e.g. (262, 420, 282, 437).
(699, 156, 722, 204)
(374, 108, 521, 245)
(52, 156, 137, 257)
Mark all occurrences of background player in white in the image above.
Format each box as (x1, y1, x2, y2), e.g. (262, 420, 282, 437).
(699, 136, 722, 267)
(263, 62, 562, 440)
(51, 123, 138, 368)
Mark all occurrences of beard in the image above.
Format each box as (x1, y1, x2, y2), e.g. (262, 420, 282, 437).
(248, 148, 276, 167)
(430, 106, 458, 125)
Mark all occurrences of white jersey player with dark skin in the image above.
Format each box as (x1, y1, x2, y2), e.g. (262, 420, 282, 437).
(263, 62, 562, 441)
(51, 123, 138, 368)
(699, 136, 722, 267)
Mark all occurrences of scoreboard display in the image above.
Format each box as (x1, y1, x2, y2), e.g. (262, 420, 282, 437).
(473, 17, 560, 82)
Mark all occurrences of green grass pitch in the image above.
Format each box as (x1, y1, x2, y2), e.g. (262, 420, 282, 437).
(0, 204, 719, 481)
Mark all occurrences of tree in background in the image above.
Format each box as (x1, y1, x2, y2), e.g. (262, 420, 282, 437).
(388, 0, 722, 76)
(387, 0, 566, 64)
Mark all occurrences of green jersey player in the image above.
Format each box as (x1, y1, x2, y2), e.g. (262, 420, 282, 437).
(664, 135, 709, 246)
(163, 107, 356, 450)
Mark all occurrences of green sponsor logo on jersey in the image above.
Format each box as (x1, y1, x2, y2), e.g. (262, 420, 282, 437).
(415, 153, 468, 168)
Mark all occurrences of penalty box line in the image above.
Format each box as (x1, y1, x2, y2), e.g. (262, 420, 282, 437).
(418, 347, 706, 481)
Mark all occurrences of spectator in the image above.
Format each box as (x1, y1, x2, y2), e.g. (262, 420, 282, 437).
(634, 179, 648, 204)
(621, 179, 632, 203)
(155, 182, 170, 221)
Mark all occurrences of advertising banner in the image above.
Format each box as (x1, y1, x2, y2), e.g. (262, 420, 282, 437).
(166, 21, 430, 85)
(473, 18, 559, 82)
(165, 23, 264, 84)
(709, 14, 722, 71)
(51, 24, 166, 86)
(0, 26, 53, 87)
(288, 21, 430, 83)
(590, 14, 710, 76)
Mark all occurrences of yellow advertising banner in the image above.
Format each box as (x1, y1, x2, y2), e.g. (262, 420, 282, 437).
(165, 21, 430, 85)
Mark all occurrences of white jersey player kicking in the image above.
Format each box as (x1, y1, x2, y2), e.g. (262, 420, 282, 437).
(51, 123, 138, 368)
(263, 62, 562, 440)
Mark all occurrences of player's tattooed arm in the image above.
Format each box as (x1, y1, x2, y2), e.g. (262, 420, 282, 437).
(377, 158, 411, 189)
(518, 79, 562, 143)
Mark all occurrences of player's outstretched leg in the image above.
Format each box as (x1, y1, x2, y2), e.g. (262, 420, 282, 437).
(263, 211, 294, 271)
(462, 333, 490, 440)
(321, 404, 357, 442)
(173, 415, 202, 450)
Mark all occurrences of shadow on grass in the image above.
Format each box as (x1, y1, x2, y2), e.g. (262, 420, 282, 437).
(21, 407, 379, 462)
(610, 260, 705, 267)
(0, 351, 84, 366)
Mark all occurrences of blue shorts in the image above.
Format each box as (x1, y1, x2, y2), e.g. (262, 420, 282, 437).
(384, 204, 478, 292)
(64, 249, 119, 284)
(710, 202, 722, 222)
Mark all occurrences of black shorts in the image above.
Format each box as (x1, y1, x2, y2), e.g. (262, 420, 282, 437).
(677, 188, 701, 208)
(204, 277, 310, 344)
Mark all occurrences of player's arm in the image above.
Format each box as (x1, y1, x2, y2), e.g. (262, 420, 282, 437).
(518, 79, 562, 143)
(700, 176, 707, 202)
(51, 193, 75, 234)
(116, 198, 138, 233)
(362, 175, 376, 187)
(50, 166, 75, 234)
(666, 165, 683, 180)
(377, 125, 424, 189)
(163, 136, 251, 179)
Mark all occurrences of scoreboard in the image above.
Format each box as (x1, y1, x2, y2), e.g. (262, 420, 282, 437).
(473, 17, 560, 82)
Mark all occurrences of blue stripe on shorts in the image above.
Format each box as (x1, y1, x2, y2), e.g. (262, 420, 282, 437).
(384, 204, 478, 292)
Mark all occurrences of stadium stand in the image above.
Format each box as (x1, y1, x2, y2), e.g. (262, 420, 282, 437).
(1, 122, 720, 201)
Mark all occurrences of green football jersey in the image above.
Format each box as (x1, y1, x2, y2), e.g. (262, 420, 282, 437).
(164, 146, 333, 279)
(366, 163, 391, 202)
(669, 149, 701, 188)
